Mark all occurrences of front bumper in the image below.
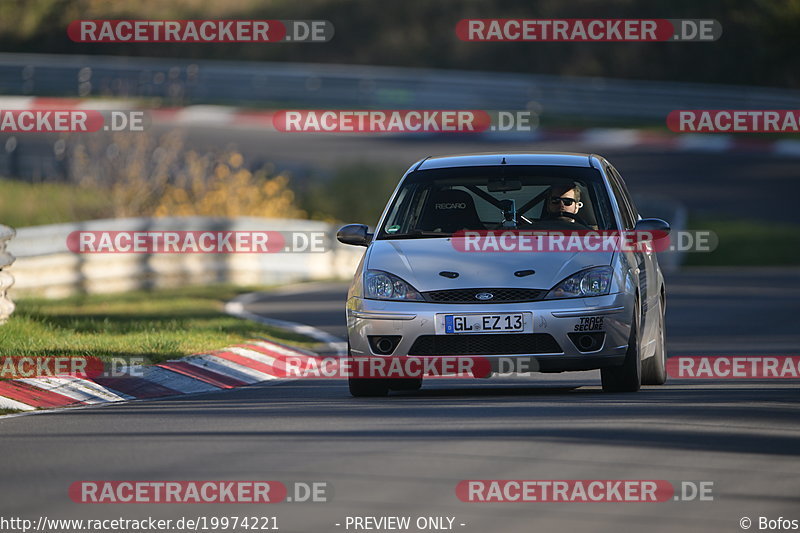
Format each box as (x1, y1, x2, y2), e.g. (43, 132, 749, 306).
(346, 292, 633, 373)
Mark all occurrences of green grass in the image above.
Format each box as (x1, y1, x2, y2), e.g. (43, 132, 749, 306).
(0, 408, 22, 415)
(685, 218, 800, 266)
(0, 178, 112, 228)
(0, 285, 319, 364)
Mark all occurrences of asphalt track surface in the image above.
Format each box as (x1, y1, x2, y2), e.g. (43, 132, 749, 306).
(1, 269, 799, 533)
(1, 133, 799, 532)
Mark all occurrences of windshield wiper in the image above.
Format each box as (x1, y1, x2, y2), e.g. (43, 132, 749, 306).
(382, 230, 453, 239)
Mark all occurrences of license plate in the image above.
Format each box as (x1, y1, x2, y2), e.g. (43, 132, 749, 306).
(440, 313, 531, 334)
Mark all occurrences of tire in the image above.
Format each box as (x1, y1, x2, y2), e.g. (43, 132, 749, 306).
(347, 340, 390, 397)
(389, 378, 423, 391)
(642, 294, 667, 385)
(601, 296, 642, 392)
(348, 376, 390, 397)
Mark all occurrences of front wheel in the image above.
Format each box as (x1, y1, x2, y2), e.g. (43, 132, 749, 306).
(641, 295, 667, 385)
(601, 297, 642, 392)
(389, 378, 422, 391)
(348, 376, 390, 397)
(347, 340, 389, 397)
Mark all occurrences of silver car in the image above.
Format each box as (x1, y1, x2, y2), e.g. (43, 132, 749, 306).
(337, 153, 669, 396)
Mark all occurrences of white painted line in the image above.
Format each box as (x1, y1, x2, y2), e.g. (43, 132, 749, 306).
(226, 345, 325, 378)
(0, 395, 35, 411)
(57, 376, 134, 401)
(228, 346, 285, 367)
(139, 366, 221, 394)
(249, 340, 320, 358)
(0, 96, 36, 109)
(13, 377, 91, 403)
(15, 377, 120, 404)
(224, 299, 346, 354)
(676, 134, 734, 152)
(582, 128, 641, 147)
(184, 354, 278, 383)
(176, 105, 236, 124)
(773, 139, 800, 157)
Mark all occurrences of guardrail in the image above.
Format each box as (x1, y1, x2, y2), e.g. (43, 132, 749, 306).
(0, 224, 16, 322)
(7, 217, 364, 298)
(1, 52, 799, 121)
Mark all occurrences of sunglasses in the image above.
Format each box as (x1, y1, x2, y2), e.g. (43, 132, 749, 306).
(550, 197, 578, 206)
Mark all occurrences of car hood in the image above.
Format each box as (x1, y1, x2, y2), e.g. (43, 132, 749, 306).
(366, 238, 614, 292)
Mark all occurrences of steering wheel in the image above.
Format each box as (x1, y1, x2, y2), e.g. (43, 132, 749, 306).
(554, 211, 591, 228)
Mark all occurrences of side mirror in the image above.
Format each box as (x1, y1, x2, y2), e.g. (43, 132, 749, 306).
(634, 218, 671, 234)
(337, 224, 373, 247)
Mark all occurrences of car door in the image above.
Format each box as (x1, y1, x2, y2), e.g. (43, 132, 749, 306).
(606, 165, 659, 356)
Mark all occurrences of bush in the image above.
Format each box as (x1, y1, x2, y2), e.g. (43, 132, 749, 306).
(68, 131, 305, 220)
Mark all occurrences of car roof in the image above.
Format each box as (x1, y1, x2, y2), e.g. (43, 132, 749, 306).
(415, 152, 599, 170)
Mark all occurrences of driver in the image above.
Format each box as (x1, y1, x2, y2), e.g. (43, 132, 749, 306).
(545, 184, 584, 220)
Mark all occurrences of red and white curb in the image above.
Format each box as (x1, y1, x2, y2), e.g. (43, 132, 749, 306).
(2, 96, 800, 158)
(0, 339, 327, 413)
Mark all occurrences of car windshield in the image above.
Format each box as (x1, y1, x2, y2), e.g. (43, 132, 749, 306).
(378, 165, 616, 239)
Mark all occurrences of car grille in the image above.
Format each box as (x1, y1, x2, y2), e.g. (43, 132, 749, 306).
(421, 288, 544, 303)
(408, 334, 562, 356)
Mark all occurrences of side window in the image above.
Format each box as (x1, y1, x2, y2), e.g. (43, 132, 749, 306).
(610, 167, 639, 220)
(382, 186, 412, 233)
(606, 167, 635, 230)
(407, 187, 430, 231)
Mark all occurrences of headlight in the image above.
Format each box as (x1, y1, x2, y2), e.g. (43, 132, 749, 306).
(364, 270, 424, 301)
(545, 266, 613, 299)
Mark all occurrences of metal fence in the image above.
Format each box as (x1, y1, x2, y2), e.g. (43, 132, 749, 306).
(2, 52, 799, 121)
(7, 217, 363, 298)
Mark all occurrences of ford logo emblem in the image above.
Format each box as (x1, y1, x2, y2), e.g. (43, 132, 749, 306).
(475, 292, 494, 301)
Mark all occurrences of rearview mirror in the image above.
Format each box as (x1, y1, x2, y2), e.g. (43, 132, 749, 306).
(488, 179, 522, 192)
(337, 224, 373, 246)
